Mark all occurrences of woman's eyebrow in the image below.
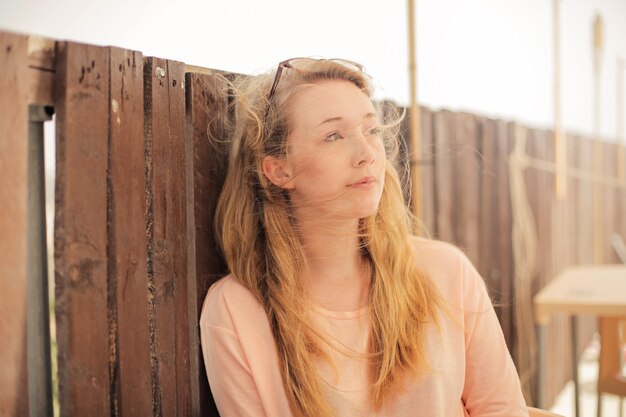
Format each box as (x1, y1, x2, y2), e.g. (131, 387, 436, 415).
(316, 116, 342, 127)
(316, 112, 378, 127)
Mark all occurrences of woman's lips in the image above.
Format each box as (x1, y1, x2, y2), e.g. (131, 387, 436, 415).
(348, 176, 376, 187)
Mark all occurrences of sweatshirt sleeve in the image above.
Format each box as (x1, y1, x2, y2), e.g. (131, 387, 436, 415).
(199, 283, 269, 417)
(459, 254, 529, 417)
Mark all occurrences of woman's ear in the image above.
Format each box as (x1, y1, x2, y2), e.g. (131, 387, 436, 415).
(262, 156, 294, 189)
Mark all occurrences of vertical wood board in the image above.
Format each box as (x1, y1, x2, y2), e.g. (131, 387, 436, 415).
(0, 31, 30, 417)
(54, 40, 111, 417)
(109, 46, 152, 416)
(144, 56, 191, 417)
(432, 111, 455, 242)
(186, 70, 231, 417)
(420, 107, 436, 236)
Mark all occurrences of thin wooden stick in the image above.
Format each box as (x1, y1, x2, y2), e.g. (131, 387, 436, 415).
(617, 57, 624, 181)
(592, 13, 604, 264)
(407, 0, 422, 220)
(553, 0, 566, 199)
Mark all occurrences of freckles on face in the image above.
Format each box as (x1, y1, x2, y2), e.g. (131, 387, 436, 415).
(283, 80, 387, 217)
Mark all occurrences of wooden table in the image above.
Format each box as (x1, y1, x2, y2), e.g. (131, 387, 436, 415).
(533, 265, 626, 417)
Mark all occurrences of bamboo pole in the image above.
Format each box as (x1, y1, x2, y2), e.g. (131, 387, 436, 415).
(407, 0, 422, 220)
(554, 0, 566, 199)
(592, 13, 604, 264)
(618, 57, 624, 181)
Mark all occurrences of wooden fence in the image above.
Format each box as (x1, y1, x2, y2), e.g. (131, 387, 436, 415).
(1, 30, 625, 416)
(413, 112, 626, 405)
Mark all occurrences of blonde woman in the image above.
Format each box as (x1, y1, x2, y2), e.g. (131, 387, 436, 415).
(200, 58, 529, 417)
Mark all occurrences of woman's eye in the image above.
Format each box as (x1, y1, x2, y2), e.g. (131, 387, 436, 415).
(367, 127, 381, 136)
(324, 132, 343, 142)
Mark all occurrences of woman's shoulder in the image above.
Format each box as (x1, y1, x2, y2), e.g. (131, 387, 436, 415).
(200, 274, 265, 330)
(408, 236, 485, 300)
(408, 236, 469, 269)
(205, 274, 257, 301)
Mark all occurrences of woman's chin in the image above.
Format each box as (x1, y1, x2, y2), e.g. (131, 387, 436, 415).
(344, 201, 382, 220)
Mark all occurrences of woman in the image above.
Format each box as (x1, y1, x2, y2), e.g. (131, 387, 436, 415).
(200, 58, 529, 417)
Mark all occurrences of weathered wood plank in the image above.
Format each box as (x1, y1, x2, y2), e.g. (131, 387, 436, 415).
(619, 176, 626, 250)
(602, 142, 617, 262)
(454, 112, 480, 264)
(394, 102, 412, 207)
(523, 128, 545, 294)
(28, 35, 55, 106)
(577, 136, 594, 264)
(0, 31, 30, 417)
(509, 123, 537, 400)
(186, 70, 231, 417)
(535, 129, 554, 292)
(566, 134, 579, 265)
(108, 46, 152, 416)
(144, 56, 192, 417)
(433, 110, 456, 242)
(495, 120, 514, 350)
(537, 129, 554, 405)
(538, 129, 562, 406)
(420, 106, 435, 236)
(617, 145, 626, 249)
(54, 40, 111, 417)
(477, 118, 498, 304)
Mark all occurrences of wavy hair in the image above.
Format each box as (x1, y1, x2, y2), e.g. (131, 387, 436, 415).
(214, 59, 440, 417)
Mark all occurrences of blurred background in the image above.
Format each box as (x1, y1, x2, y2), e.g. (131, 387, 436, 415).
(1, 0, 625, 139)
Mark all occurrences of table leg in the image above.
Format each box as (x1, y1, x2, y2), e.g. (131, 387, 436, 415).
(571, 316, 580, 417)
(538, 324, 546, 409)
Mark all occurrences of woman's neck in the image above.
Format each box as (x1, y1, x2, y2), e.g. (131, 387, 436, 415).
(295, 216, 370, 311)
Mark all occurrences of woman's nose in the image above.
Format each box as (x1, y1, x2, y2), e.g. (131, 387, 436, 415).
(352, 135, 376, 167)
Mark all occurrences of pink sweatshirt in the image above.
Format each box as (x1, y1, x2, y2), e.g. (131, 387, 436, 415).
(200, 238, 529, 416)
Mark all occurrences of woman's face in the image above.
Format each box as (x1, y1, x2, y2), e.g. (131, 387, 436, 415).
(265, 79, 386, 221)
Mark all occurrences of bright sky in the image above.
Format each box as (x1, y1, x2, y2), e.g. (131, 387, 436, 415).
(1, 0, 625, 141)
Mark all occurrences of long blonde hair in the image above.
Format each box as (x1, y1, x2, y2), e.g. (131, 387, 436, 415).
(215, 59, 440, 417)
